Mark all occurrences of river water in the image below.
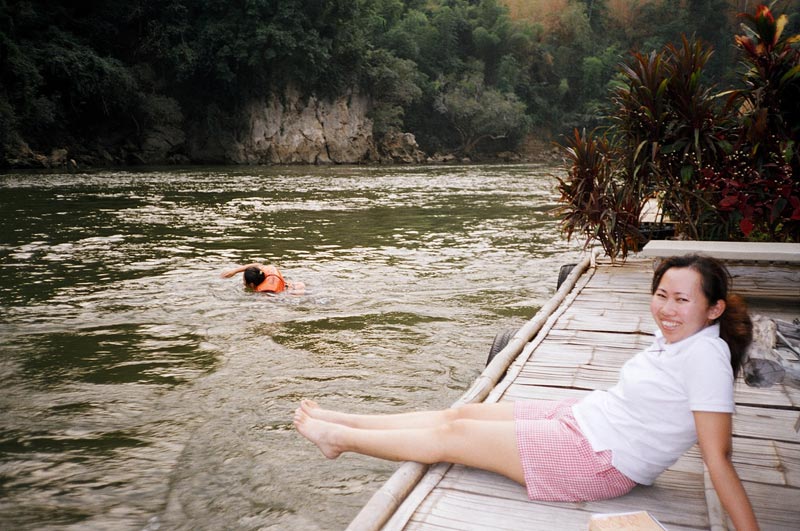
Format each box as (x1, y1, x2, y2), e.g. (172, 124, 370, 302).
(0, 164, 582, 530)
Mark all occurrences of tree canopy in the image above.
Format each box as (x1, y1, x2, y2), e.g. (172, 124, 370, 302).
(2, 0, 799, 163)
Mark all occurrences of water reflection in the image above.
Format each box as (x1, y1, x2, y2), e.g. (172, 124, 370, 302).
(0, 164, 582, 530)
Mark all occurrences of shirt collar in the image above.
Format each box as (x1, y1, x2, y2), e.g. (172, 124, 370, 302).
(653, 323, 721, 355)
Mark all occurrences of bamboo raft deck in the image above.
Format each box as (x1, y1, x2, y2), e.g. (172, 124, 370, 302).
(349, 251, 800, 531)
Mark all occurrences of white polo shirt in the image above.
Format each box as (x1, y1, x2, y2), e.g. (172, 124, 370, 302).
(572, 324, 734, 485)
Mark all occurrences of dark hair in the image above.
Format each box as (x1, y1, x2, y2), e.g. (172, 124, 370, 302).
(243, 266, 265, 288)
(651, 254, 752, 377)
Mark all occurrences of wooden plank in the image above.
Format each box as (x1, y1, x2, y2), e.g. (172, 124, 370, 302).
(502, 385, 588, 403)
(541, 329, 653, 351)
(737, 482, 800, 530)
(553, 314, 652, 334)
(420, 467, 710, 531)
(564, 293, 650, 306)
(531, 343, 640, 368)
(404, 485, 708, 531)
(513, 365, 620, 391)
(730, 439, 800, 487)
(517, 344, 595, 366)
(382, 463, 452, 531)
(732, 406, 800, 443)
(641, 241, 800, 263)
(407, 490, 591, 531)
(734, 380, 800, 409)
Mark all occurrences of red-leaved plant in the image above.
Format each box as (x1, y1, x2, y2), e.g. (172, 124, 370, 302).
(556, 128, 643, 260)
(712, 4, 800, 240)
(557, 3, 799, 260)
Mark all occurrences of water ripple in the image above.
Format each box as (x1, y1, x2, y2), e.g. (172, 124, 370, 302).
(0, 164, 582, 530)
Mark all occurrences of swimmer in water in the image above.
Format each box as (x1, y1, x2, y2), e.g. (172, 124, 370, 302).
(221, 263, 305, 295)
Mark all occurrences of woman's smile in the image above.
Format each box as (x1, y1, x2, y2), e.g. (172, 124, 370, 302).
(650, 267, 724, 343)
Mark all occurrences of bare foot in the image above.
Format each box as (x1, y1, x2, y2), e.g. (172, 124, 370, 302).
(300, 399, 320, 415)
(300, 399, 354, 426)
(294, 408, 344, 459)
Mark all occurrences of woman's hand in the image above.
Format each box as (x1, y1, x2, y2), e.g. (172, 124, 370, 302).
(220, 263, 263, 278)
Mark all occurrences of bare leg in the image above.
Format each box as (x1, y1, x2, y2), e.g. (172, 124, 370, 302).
(294, 408, 525, 485)
(300, 399, 515, 430)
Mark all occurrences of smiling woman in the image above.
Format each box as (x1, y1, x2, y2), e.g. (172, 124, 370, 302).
(294, 254, 760, 531)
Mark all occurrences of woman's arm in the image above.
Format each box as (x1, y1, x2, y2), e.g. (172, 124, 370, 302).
(220, 263, 263, 278)
(694, 411, 759, 531)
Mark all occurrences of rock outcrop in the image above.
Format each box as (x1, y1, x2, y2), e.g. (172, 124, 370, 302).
(3, 141, 77, 169)
(140, 124, 187, 164)
(189, 88, 379, 165)
(376, 131, 426, 164)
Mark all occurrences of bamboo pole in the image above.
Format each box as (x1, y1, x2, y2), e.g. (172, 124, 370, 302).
(345, 249, 600, 531)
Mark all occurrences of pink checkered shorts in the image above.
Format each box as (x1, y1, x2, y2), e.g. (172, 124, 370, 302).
(514, 398, 636, 502)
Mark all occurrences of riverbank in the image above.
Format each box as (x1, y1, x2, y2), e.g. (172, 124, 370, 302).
(1, 131, 563, 171)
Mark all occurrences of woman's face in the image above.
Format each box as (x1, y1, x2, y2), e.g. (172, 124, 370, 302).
(650, 266, 724, 344)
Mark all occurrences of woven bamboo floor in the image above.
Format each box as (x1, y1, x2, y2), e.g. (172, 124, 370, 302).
(355, 256, 800, 531)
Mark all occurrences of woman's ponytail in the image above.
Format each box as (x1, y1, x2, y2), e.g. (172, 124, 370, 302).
(719, 293, 752, 377)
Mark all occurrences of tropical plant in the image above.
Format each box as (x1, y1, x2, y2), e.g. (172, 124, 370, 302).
(555, 128, 642, 260)
(556, 3, 800, 259)
(557, 34, 727, 256)
(651, 36, 732, 239)
(710, 4, 800, 240)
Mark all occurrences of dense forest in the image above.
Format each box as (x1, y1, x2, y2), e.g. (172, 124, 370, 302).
(1, 0, 799, 167)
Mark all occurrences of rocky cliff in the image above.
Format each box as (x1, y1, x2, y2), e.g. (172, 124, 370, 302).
(3, 88, 427, 168)
(186, 88, 425, 165)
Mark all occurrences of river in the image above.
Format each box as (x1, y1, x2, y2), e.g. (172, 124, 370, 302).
(0, 164, 582, 530)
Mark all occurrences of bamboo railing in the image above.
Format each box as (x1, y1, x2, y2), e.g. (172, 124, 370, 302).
(345, 249, 601, 531)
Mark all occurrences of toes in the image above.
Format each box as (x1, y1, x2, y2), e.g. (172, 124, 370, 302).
(300, 399, 318, 411)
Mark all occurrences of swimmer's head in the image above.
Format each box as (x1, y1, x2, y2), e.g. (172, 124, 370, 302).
(243, 266, 265, 288)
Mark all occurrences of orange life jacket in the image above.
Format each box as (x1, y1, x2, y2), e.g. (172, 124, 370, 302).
(254, 265, 287, 293)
